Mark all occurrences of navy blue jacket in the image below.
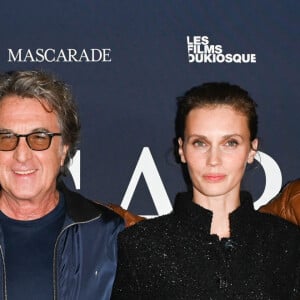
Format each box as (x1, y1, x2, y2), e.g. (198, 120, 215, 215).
(0, 183, 125, 300)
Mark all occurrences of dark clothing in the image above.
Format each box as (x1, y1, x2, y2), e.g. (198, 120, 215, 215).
(0, 195, 65, 300)
(0, 183, 125, 300)
(112, 192, 300, 300)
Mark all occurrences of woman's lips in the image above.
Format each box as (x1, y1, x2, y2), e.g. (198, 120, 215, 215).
(203, 174, 226, 182)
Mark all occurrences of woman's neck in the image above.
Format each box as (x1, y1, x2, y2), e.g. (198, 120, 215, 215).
(193, 190, 240, 239)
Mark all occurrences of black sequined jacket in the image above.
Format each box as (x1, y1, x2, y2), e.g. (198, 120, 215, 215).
(111, 192, 300, 300)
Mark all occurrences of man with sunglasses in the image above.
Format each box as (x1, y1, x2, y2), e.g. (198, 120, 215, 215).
(0, 70, 125, 300)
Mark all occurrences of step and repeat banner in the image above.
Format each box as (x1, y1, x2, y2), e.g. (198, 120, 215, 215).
(0, 1, 298, 217)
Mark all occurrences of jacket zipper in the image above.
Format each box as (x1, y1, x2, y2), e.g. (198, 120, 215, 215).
(0, 246, 7, 300)
(52, 215, 102, 300)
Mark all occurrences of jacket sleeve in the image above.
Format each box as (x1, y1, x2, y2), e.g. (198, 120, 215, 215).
(259, 179, 300, 226)
(106, 203, 145, 227)
(111, 233, 140, 299)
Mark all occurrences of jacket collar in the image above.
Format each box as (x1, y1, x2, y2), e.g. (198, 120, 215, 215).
(173, 191, 256, 239)
(57, 181, 109, 223)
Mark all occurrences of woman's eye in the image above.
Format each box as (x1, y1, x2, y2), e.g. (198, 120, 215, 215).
(225, 140, 238, 147)
(193, 140, 206, 147)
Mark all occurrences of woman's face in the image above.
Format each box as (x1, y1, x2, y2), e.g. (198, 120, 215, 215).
(178, 105, 257, 203)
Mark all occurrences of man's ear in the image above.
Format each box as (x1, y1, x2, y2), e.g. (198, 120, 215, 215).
(178, 138, 186, 163)
(61, 145, 69, 167)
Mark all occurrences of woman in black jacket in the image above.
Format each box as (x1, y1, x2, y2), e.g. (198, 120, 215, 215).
(112, 82, 300, 299)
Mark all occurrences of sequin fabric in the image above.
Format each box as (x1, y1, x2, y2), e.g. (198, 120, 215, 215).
(111, 192, 300, 299)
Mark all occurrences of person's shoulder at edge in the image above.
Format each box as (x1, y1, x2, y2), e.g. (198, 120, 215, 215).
(106, 203, 145, 227)
(256, 208, 300, 233)
(259, 179, 300, 226)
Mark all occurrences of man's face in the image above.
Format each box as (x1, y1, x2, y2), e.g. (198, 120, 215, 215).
(0, 95, 68, 202)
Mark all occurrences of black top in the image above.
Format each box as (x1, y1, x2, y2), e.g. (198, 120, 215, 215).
(112, 192, 300, 299)
(0, 195, 65, 300)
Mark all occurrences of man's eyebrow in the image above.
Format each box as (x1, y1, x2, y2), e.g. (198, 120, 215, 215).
(0, 128, 13, 133)
(0, 128, 51, 134)
(31, 128, 50, 133)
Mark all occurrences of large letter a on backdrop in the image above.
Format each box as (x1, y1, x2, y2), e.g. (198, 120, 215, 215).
(121, 147, 173, 218)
